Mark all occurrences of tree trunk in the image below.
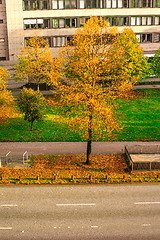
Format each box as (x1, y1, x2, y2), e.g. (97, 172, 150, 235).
(86, 108, 92, 165)
(30, 120, 34, 131)
(86, 139, 92, 165)
(37, 84, 39, 92)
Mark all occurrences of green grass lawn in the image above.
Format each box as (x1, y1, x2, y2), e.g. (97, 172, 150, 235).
(0, 89, 160, 142)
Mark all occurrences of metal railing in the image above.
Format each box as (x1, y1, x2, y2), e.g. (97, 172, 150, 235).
(124, 146, 160, 172)
(0, 151, 30, 167)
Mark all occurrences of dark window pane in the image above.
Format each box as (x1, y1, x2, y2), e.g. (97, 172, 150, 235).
(85, 0, 91, 8)
(65, 19, 70, 27)
(123, 0, 128, 7)
(147, 34, 152, 42)
(72, 18, 76, 27)
(71, 0, 76, 8)
(65, 0, 70, 8)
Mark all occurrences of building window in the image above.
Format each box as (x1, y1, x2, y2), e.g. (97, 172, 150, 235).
(123, 0, 128, 8)
(59, 19, 65, 28)
(104, 16, 129, 26)
(155, 0, 160, 7)
(142, 0, 147, 7)
(131, 16, 155, 26)
(141, 33, 152, 43)
(0, 19, 3, 23)
(80, 0, 84, 8)
(118, 0, 122, 8)
(52, 36, 73, 47)
(53, 36, 65, 47)
(136, 34, 141, 42)
(106, 0, 122, 8)
(65, 18, 76, 27)
(85, 0, 96, 8)
(136, 32, 158, 44)
(0, 0, 2, 4)
(24, 18, 50, 29)
(79, 0, 103, 8)
(23, 0, 50, 10)
(153, 33, 160, 42)
(0, 57, 6, 61)
(106, 0, 111, 8)
(80, 17, 86, 26)
(148, 0, 153, 7)
(136, 17, 141, 25)
(80, 17, 89, 26)
(53, 19, 58, 28)
(155, 16, 160, 25)
(52, 0, 58, 8)
(147, 17, 152, 25)
(142, 16, 147, 25)
(52, 0, 77, 9)
(65, 0, 76, 9)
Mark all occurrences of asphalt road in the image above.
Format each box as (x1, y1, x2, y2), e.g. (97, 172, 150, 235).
(0, 184, 160, 240)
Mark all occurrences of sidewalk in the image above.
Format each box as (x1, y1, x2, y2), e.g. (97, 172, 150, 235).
(0, 141, 160, 157)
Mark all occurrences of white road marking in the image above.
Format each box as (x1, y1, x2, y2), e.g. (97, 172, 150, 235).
(91, 226, 98, 228)
(56, 203, 96, 206)
(142, 224, 151, 227)
(0, 227, 12, 230)
(134, 202, 160, 205)
(0, 204, 18, 207)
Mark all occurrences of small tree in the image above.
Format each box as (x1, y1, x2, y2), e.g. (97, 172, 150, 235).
(49, 17, 150, 164)
(151, 47, 160, 77)
(113, 27, 151, 81)
(18, 88, 46, 130)
(14, 36, 54, 91)
(0, 66, 15, 121)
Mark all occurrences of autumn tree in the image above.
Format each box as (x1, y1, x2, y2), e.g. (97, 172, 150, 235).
(0, 66, 15, 121)
(49, 17, 150, 164)
(18, 88, 46, 130)
(113, 28, 151, 80)
(151, 47, 160, 77)
(14, 36, 54, 91)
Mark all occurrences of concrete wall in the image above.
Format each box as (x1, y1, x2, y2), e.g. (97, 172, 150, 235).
(0, 0, 9, 60)
(5, 0, 24, 61)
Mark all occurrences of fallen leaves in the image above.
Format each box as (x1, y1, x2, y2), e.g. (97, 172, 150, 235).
(0, 154, 160, 184)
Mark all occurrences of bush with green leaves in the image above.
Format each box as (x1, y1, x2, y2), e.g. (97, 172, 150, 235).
(151, 48, 160, 77)
(18, 88, 46, 130)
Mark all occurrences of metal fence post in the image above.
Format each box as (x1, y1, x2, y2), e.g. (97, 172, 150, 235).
(23, 151, 28, 164)
(6, 151, 11, 165)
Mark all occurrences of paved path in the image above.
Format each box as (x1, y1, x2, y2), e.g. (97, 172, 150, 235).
(0, 142, 160, 157)
(133, 85, 160, 89)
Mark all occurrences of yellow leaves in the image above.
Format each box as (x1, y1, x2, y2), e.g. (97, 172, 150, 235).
(14, 36, 54, 85)
(0, 67, 17, 122)
(0, 67, 10, 90)
(48, 16, 150, 147)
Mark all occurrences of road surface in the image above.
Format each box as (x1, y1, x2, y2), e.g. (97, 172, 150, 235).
(0, 184, 160, 240)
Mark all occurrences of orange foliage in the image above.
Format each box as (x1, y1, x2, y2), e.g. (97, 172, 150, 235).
(14, 36, 54, 90)
(49, 17, 150, 164)
(0, 155, 160, 184)
(0, 67, 16, 122)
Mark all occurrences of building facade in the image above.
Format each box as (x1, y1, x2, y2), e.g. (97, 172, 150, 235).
(0, 0, 160, 62)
